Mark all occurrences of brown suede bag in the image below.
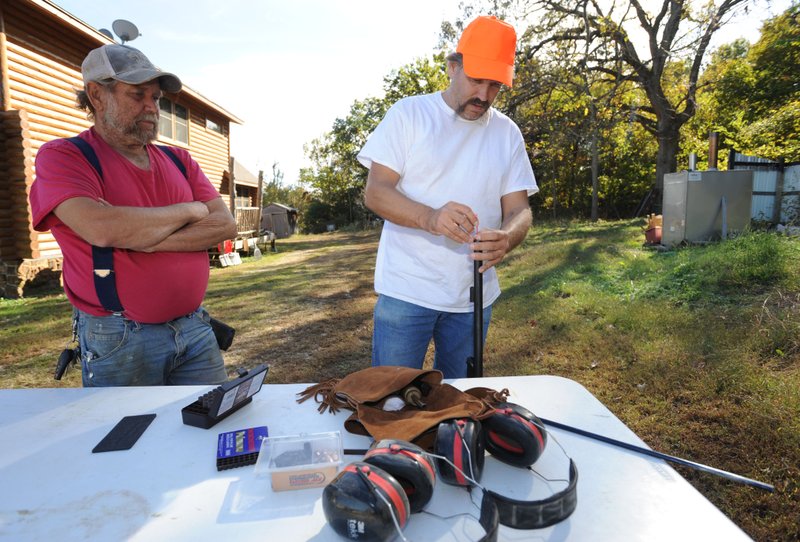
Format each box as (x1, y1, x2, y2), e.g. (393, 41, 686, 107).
(296, 366, 508, 450)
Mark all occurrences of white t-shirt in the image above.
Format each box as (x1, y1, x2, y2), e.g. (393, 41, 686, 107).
(358, 92, 538, 312)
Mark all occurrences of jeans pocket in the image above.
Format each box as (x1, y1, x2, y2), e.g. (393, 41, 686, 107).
(79, 314, 130, 363)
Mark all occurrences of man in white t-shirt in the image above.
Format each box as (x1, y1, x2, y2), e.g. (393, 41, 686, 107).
(357, 15, 538, 378)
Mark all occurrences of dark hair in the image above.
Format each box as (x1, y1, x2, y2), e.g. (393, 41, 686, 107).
(75, 80, 117, 120)
(446, 52, 463, 66)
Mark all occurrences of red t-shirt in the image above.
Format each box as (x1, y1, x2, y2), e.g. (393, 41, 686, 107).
(30, 129, 221, 323)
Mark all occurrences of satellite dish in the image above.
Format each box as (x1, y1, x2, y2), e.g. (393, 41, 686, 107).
(112, 19, 140, 44)
(98, 28, 114, 41)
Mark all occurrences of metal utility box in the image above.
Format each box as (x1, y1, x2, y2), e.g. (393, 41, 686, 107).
(662, 170, 753, 246)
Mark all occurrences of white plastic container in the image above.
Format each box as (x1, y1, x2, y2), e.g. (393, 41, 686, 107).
(255, 431, 342, 492)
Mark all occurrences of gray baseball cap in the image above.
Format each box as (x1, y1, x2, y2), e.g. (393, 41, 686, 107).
(81, 44, 182, 93)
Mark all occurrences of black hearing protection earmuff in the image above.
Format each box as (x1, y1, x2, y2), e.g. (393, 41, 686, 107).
(433, 418, 485, 487)
(322, 462, 410, 542)
(482, 402, 547, 468)
(363, 439, 436, 513)
(432, 406, 578, 530)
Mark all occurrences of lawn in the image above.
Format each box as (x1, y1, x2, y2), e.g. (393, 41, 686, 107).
(1, 220, 797, 540)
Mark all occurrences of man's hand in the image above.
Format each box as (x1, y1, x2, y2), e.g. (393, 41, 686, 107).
(424, 202, 478, 243)
(181, 201, 211, 222)
(139, 197, 236, 253)
(365, 163, 478, 242)
(470, 191, 532, 272)
(470, 229, 511, 272)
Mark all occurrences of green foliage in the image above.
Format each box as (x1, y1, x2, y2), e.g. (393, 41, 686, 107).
(739, 98, 800, 161)
(748, 3, 800, 113)
(652, 232, 797, 303)
(686, 4, 800, 162)
(585, 229, 799, 305)
(382, 53, 449, 106)
(302, 199, 337, 234)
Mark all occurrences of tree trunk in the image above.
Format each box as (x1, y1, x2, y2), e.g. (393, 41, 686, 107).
(654, 126, 680, 193)
(590, 105, 600, 221)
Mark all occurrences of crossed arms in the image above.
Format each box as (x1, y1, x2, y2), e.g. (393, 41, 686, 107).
(54, 196, 237, 253)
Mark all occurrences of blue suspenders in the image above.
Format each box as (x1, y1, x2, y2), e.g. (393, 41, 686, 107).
(65, 137, 188, 314)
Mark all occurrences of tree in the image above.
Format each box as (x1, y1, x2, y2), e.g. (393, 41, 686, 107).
(523, 0, 758, 196)
(262, 162, 286, 206)
(300, 96, 386, 226)
(682, 38, 753, 169)
(685, 3, 800, 162)
(738, 2, 800, 160)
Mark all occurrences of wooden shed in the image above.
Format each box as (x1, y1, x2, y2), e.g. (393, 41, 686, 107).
(261, 203, 298, 239)
(0, 0, 244, 297)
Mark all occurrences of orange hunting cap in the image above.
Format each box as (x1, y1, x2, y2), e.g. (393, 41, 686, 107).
(456, 15, 517, 87)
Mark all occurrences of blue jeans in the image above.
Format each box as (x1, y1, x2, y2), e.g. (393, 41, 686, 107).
(372, 295, 492, 378)
(77, 307, 227, 387)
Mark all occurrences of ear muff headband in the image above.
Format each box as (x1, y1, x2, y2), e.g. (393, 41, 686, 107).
(434, 419, 485, 487)
(483, 403, 548, 467)
(365, 444, 436, 482)
(344, 464, 410, 529)
(488, 459, 578, 529)
(453, 424, 467, 486)
(433, 408, 578, 531)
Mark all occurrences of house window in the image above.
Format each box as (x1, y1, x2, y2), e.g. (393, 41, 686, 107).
(159, 98, 189, 144)
(206, 117, 224, 135)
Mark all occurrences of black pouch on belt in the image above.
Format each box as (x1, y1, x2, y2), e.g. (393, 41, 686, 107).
(209, 318, 236, 351)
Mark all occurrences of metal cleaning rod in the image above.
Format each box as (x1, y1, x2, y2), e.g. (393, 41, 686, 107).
(472, 259, 483, 378)
(540, 417, 774, 492)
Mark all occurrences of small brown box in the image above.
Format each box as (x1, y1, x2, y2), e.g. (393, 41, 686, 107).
(270, 464, 340, 491)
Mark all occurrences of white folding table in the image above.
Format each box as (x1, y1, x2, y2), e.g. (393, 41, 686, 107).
(0, 375, 752, 541)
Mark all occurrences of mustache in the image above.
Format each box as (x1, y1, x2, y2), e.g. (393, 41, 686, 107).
(136, 114, 159, 124)
(468, 98, 490, 108)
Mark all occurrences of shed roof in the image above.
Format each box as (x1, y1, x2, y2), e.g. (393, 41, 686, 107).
(265, 202, 298, 212)
(233, 158, 259, 188)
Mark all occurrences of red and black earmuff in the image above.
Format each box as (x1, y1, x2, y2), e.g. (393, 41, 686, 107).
(482, 402, 548, 468)
(363, 439, 436, 513)
(322, 462, 410, 542)
(433, 418, 485, 487)
(433, 409, 579, 531)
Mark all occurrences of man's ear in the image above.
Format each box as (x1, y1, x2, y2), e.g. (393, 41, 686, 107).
(446, 61, 458, 79)
(86, 81, 107, 113)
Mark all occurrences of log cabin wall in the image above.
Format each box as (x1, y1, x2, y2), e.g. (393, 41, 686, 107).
(0, 0, 238, 297)
(185, 107, 232, 208)
(0, 1, 99, 296)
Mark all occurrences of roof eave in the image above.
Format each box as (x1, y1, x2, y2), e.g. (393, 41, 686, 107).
(34, 0, 243, 125)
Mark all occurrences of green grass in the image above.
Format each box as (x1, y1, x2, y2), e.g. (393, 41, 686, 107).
(1, 222, 798, 540)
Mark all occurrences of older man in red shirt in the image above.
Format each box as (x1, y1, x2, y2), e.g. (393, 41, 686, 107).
(30, 43, 236, 386)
